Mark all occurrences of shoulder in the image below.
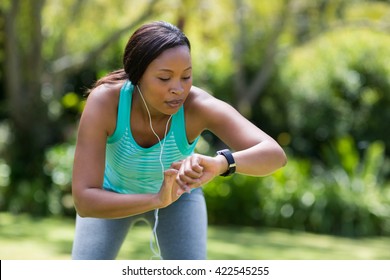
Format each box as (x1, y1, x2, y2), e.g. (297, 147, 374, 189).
(87, 82, 123, 107)
(185, 86, 226, 113)
(184, 86, 213, 124)
(81, 82, 124, 136)
(184, 86, 269, 151)
(184, 86, 237, 136)
(186, 86, 237, 118)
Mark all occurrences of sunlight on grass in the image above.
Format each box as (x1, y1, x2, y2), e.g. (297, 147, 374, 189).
(207, 226, 390, 260)
(1, 213, 390, 260)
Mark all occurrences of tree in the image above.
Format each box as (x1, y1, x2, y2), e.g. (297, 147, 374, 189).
(232, 0, 292, 117)
(0, 0, 159, 214)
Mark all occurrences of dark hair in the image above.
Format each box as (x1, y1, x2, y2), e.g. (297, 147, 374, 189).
(87, 21, 191, 95)
(124, 21, 191, 85)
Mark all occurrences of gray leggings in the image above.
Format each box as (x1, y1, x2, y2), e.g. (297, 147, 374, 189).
(71, 188, 207, 260)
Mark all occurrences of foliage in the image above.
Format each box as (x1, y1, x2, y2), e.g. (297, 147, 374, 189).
(41, 134, 390, 236)
(43, 143, 76, 216)
(0, 0, 161, 215)
(204, 137, 390, 237)
(1, 0, 390, 238)
(269, 27, 390, 158)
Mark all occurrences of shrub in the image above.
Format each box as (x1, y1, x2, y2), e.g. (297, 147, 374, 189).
(204, 137, 390, 236)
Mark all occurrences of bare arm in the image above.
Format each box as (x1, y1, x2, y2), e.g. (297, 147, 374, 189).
(209, 100, 287, 176)
(72, 85, 181, 218)
(176, 87, 287, 189)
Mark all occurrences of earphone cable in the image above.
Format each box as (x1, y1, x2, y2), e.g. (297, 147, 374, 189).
(137, 85, 172, 260)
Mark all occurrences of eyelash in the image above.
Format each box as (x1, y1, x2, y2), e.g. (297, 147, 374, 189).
(159, 76, 191, 82)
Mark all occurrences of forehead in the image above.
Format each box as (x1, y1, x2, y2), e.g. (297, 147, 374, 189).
(148, 45, 192, 71)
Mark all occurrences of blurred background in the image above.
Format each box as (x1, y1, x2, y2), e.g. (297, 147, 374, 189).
(0, 0, 390, 259)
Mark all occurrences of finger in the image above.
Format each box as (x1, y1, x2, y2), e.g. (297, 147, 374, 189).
(176, 186, 191, 196)
(179, 158, 202, 181)
(163, 169, 178, 185)
(176, 169, 201, 188)
(177, 172, 201, 187)
(176, 187, 187, 196)
(174, 175, 192, 194)
(190, 155, 204, 173)
(164, 169, 186, 199)
(164, 168, 178, 175)
(172, 181, 184, 198)
(170, 161, 182, 171)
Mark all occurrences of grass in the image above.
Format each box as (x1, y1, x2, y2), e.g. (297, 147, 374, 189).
(1, 212, 390, 260)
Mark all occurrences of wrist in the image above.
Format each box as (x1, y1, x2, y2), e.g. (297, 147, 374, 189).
(216, 149, 236, 176)
(216, 154, 229, 175)
(152, 193, 166, 209)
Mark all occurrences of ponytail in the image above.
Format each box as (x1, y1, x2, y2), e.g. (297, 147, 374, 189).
(85, 69, 128, 96)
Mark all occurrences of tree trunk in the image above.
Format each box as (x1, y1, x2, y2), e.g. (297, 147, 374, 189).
(1, 0, 160, 215)
(232, 0, 291, 118)
(3, 0, 56, 215)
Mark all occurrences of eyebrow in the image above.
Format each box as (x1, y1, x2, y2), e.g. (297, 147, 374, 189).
(157, 66, 192, 73)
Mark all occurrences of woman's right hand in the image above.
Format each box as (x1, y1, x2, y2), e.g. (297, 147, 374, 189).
(157, 168, 182, 208)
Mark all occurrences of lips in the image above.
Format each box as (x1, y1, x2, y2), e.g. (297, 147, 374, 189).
(165, 99, 183, 108)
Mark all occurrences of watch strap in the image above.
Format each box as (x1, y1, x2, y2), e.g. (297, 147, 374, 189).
(216, 149, 236, 176)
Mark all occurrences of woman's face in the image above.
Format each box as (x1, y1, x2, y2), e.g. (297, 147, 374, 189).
(137, 45, 192, 116)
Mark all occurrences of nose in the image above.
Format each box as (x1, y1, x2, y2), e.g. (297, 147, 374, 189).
(170, 83, 184, 95)
(170, 89, 183, 95)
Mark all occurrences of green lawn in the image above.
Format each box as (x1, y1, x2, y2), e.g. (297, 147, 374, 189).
(1, 212, 389, 260)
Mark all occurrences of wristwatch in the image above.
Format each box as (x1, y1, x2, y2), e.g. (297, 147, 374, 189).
(216, 149, 236, 177)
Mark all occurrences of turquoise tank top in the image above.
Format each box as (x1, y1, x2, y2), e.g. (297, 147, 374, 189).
(103, 81, 199, 194)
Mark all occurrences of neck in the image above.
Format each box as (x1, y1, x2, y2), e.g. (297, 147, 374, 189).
(133, 86, 172, 139)
(133, 86, 164, 121)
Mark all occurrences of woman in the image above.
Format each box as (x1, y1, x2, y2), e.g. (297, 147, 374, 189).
(71, 21, 286, 260)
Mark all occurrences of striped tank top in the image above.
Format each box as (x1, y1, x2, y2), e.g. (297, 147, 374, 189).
(103, 81, 199, 194)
